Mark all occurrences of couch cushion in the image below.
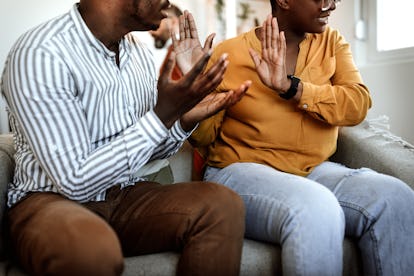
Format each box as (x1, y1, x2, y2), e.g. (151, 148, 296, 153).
(1, 238, 362, 276)
(121, 239, 281, 276)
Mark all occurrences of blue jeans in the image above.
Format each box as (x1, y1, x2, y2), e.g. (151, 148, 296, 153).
(204, 162, 414, 276)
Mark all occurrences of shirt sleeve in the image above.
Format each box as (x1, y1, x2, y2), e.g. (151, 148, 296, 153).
(3, 46, 173, 201)
(297, 31, 372, 126)
(148, 118, 192, 160)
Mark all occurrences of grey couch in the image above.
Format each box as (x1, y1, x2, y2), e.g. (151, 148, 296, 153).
(0, 119, 413, 276)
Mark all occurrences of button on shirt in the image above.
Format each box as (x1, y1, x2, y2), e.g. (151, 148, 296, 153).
(1, 4, 189, 207)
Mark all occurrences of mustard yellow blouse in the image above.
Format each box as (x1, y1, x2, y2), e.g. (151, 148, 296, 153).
(190, 27, 371, 176)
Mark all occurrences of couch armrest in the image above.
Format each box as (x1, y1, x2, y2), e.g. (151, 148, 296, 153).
(0, 134, 15, 259)
(0, 134, 14, 210)
(330, 121, 414, 190)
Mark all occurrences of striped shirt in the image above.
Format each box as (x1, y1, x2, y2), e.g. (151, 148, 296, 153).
(1, 4, 190, 207)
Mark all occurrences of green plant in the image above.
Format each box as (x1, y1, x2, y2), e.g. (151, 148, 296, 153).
(238, 2, 254, 21)
(215, 0, 224, 22)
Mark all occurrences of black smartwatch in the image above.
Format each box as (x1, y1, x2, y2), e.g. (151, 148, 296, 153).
(279, 75, 300, 100)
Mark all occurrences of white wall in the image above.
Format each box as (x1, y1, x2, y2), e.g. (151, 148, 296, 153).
(0, 0, 77, 133)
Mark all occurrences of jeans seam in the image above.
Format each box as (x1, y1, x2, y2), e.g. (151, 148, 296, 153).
(339, 200, 383, 275)
(238, 193, 305, 276)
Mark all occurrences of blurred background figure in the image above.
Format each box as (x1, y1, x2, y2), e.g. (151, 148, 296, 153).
(150, 4, 183, 50)
(137, 4, 182, 75)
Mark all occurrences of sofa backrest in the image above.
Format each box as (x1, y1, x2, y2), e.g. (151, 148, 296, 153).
(331, 121, 414, 189)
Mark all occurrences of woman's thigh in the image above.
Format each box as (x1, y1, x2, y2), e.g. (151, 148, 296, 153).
(307, 161, 414, 237)
(308, 161, 414, 274)
(204, 163, 344, 243)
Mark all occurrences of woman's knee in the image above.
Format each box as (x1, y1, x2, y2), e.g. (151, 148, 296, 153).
(189, 181, 245, 231)
(197, 181, 244, 212)
(365, 173, 414, 215)
(289, 184, 344, 230)
(341, 170, 414, 211)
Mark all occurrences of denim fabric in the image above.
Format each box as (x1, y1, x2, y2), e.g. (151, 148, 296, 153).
(204, 161, 414, 276)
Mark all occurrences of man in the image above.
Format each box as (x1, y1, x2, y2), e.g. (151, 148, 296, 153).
(1, 0, 251, 275)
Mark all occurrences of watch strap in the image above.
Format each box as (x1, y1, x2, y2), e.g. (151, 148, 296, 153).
(280, 75, 300, 100)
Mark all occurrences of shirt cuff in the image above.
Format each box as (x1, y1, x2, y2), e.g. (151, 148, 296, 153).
(298, 82, 317, 111)
(138, 109, 170, 144)
(171, 120, 198, 141)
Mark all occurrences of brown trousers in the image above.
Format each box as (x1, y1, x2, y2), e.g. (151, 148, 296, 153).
(6, 181, 245, 276)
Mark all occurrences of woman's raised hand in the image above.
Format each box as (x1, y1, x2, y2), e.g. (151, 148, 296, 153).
(249, 14, 290, 93)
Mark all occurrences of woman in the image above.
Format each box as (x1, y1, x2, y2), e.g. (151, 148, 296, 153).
(190, 0, 414, 274)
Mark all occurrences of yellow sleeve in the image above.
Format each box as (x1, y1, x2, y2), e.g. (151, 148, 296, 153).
(188, 110, 225, 148)
(298, 30, 372, 126)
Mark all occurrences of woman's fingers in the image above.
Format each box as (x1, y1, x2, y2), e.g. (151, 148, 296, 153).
(249, 48, 261, 68)
(271, 17, 279, 49)
(279, 31, 286, 63)
(261, 14, 285, 62)
(266, 14, 272, 49)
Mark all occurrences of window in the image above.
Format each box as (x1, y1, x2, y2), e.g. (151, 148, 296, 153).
(365, 0, 414, 63)
(376, 0, 414, 51)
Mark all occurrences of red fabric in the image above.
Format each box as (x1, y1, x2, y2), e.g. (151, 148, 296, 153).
(192, 149, 206, 181)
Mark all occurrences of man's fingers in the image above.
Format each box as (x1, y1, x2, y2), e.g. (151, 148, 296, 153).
(203, 33, 216, 52)
(179, 14, 185, 41)
(237, 80, 252, 95)
(182, 51, 212, 85)
(226, 80, 251, 105)
(171, 29, 178, 48)
(158, 51, 176, 86)
(191, 53, 228, 93)
(187, 12, 199, 39)
(198, 59, 228, 93)
(184, 10, 191, 38)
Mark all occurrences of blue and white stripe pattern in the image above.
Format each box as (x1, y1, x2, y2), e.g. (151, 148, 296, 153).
(1, 4, 189, 207)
